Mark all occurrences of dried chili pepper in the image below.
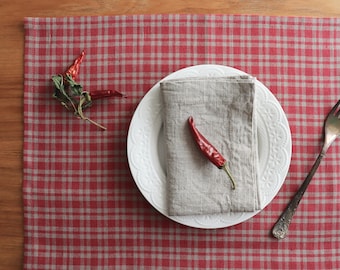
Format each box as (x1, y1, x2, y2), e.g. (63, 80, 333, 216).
(90, 90, 125, 100)
(188, 116, 236, 189)
(52, 50, 124, 130)
(65, 50, 85, 81)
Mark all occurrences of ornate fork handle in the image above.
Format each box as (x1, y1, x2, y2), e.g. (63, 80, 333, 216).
(272, 152, 324, 239)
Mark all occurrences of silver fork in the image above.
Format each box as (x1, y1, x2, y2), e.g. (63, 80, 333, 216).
(272, 100, 340, 239)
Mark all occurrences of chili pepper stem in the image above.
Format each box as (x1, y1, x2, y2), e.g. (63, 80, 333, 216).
(221, 163, 236, 190)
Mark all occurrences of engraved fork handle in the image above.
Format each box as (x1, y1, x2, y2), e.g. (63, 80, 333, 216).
(271, 152, 324, 239)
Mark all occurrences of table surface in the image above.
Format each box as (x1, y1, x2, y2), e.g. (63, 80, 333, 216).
(1, 0, 340, 268)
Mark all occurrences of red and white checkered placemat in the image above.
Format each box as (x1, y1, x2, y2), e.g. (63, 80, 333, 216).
(24, 15, 340, 269)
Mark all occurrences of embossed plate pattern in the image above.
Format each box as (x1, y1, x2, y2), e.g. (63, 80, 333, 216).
(127, 65, 292, 229)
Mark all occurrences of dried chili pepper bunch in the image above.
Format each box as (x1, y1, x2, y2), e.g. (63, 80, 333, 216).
(188, 116, 236, 190)
(52, 50, 123, 130)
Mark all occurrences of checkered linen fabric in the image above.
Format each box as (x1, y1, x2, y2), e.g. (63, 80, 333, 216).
(24, 15, 340, 269)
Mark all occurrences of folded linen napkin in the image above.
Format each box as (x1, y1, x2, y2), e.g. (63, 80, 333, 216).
(161, 76, 261, 216)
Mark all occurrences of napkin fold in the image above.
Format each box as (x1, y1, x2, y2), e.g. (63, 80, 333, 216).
(161, 76, 261, 216)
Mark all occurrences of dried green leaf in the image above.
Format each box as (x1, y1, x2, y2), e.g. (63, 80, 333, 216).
(51, 74, 106, 130)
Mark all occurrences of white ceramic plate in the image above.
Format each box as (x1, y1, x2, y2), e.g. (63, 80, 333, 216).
(127, 65, 291, 229)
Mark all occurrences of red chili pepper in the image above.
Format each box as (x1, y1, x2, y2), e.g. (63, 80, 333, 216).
(90, 90, 125, 100)
(64, 50, 125, 100)
(188, 116, 236, 189)
(65, 50, 85, 81)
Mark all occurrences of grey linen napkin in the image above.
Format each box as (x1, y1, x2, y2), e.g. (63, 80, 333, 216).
(160, 76, 261, 216)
